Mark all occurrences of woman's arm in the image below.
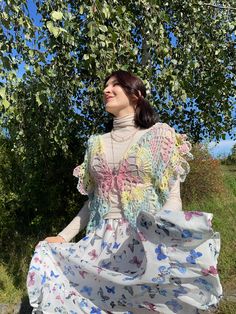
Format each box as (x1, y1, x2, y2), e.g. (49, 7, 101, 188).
(161, 178, 182, 211)
(57, 200, 90, 242)
(45, 200, 90, 243)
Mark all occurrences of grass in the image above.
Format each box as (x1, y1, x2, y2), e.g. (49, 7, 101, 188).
(0, 164, 235, 312)
(185, 164, 236, 313)
(0, 264, 22, 313)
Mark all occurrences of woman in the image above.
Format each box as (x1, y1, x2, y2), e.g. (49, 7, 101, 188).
(27, 70, 222, 313)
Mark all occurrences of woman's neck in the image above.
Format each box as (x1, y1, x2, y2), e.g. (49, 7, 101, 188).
(113, 113, 136, 130)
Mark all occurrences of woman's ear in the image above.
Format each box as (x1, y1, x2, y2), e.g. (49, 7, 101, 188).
(131, 90, 141, 107)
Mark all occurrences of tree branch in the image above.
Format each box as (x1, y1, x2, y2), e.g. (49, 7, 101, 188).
(202, 2, 236, 11)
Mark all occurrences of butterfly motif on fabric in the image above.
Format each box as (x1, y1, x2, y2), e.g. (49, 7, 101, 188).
(33, 257, 42, 263)
(79, 298, 88, 308)
(202, 266, 218, 276)
(194, 278, 213, 292)
(152, 276, 165, 284)
(209, 242, 219, 258)
(173, 286, 188, 298)
(170, 261, 186, 274)
(155, 244, 167, 260)
(50, 270, 59, 278)
(124, 286, 134, 296)
(158, 288, 167, 297)
(170, 277, 182, 285)
(105, 243, 113, 255)
(70, 281, 79, 288)
(110, 301, 116, 308)
(80, 285, 93, 296)
(100, 260, 111, 269)
(159, 265, 171, 276)
(156, 219, 176, 236)
(128, 238, 140, 252)
(30, 265, 40, 271)
(90, 307, 102, 314)
(113, 266, 120, 272)
(129, 256, 142, 268)
(148, 289, 156, 299)
(181, 229, 193, 238)
(140, 217, 152, 230)
(55, 294, 64, 304)
(79, 270, 88, 279)
(165, 299, 183, 312)
(97, 287, 110, 301)
(105, 285, 115, 294)
(41, 271, 47, 285)
(143, 301, 156, 311)
(112, 242, 121, 249)
(54, 306, 66, 312)
(114, 253, 123, 262)
(88, 249, 98, 260)
(101, 241, 108, 249)
(63, 265, 75, 276)
(184, 211, 204, 221)
(66, 247, 76, 255)
(118, 294, 127, 306)
(155, 224, 170, 236)
(28, 272, 35, 287)
(97, 158, 143, 195)
(186, 249, 203, 264)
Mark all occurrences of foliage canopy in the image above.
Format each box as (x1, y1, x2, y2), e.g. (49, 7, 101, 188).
(0, 0, 235, 149)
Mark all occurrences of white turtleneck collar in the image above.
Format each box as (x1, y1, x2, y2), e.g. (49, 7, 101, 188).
(113, 113, 136, 130)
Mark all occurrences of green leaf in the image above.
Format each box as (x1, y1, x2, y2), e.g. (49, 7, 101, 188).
(51, 11, 63, 21)
(98, 34, 106, 41)
(79, 5, 84, 15)
(0, 87, 6, 98)
(46, 21, 62, 38)
(83, 54, 89, 60)
(36, 92, 44, 106)
(2, 98, 10, 109)
(102, 6, 110, 19)
(99, 25, 108, 32)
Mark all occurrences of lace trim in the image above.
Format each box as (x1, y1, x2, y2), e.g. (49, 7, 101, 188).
(73, 135, 96, 195)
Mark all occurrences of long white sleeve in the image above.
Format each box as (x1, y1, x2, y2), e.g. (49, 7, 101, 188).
(58, 200, 90, 242)
(161, 178, 182, 211)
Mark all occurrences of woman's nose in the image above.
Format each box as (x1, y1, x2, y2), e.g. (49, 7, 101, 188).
(104, 86, 111, 94)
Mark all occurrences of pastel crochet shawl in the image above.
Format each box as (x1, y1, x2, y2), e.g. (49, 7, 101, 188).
(73, 123, 192, 233)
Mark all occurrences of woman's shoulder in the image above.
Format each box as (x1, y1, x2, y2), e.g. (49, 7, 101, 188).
(147, 122, 176, 137)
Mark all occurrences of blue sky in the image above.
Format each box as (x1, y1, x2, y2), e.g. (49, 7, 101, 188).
(209, 140, 235, 158)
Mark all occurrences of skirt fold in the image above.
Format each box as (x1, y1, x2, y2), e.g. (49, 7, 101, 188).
(27, 210, 222, 313)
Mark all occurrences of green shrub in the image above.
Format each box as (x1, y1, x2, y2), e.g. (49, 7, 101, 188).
(182, 143, 225, 205)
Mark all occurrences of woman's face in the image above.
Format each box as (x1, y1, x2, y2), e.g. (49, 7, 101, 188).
(103, 76, 136, 117)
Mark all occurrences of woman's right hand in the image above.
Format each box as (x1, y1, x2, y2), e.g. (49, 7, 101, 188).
(44, 235, 66, 243)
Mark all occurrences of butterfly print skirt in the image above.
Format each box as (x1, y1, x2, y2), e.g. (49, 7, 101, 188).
(27, 210, 222, 313)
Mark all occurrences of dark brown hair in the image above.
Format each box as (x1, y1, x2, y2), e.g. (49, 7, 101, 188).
(104, 70, 158, 131)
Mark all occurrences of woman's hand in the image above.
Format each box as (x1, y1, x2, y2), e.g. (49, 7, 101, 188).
(44, 235, 66, 243)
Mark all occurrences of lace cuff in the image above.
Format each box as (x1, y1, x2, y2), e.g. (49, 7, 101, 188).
(73, 136, 94, 195)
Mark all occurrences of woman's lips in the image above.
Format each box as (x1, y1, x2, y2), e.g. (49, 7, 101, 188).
(106, 97, 114, 102)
